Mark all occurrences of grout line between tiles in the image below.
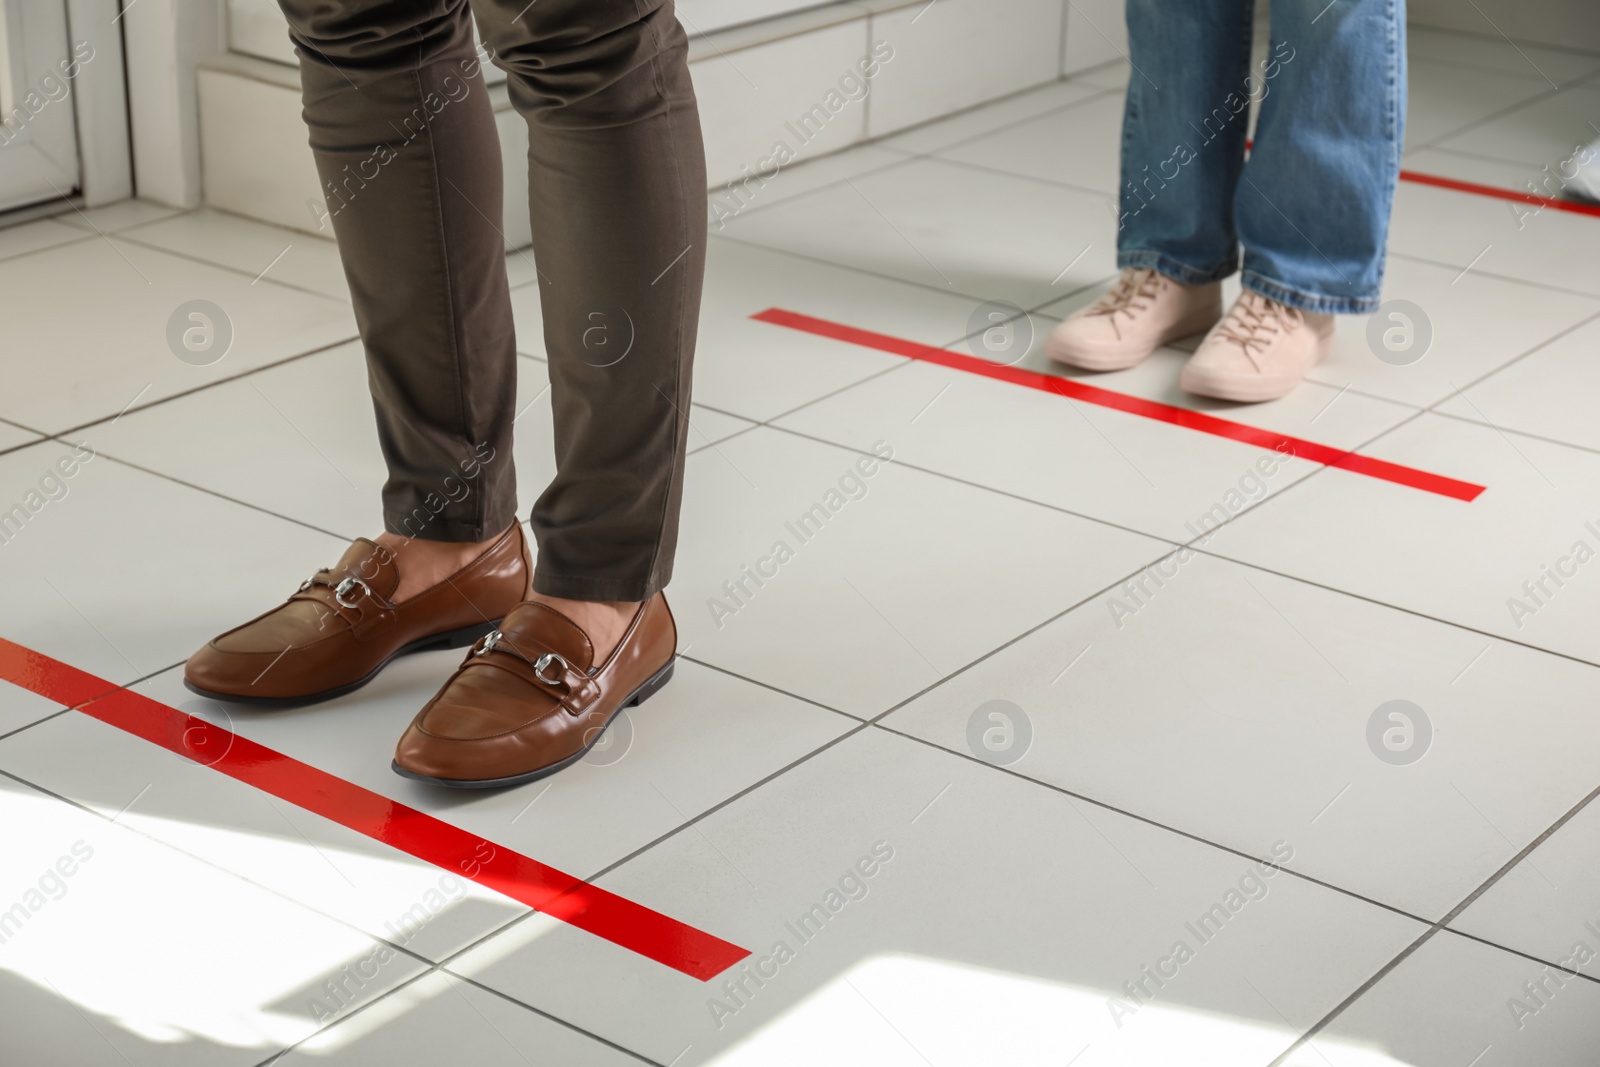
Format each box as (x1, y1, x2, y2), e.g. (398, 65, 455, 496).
(1263, 776, 1600, 1066)
(44, 332, 362, 442)
(721, 82, 1122, 228)
(708, 230, 999, 307)
(890, 150, 1118, 202)
(0, 228, 101, 266)
(0, 732, 661, 1065)
(55, 444, 357, 543)
(11, 69, 1600, 1056)
(111, 231, 355, 305)
(249, 956, 667, 1067)
(1386, 250, 1600, 303)
(1408, 66, 1600, 157)
(1441, 925, 1600, 990)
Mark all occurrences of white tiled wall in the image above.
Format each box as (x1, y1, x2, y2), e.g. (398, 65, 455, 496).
(200, 0, 1128, 230)
(196, 64, 321, 233)
(198, 58, 531, 245)
(865, 0, 1066, 136)
(691, 18, 871, 189)
(679, 0, 842, 34)
(1062, 0, 1129, 75)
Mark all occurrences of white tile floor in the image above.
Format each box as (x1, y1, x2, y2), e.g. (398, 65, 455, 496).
(3, 25, 1600, 1067)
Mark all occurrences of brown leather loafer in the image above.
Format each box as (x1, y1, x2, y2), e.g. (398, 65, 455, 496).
(184, 524, 530, 706)
(391, 594, 677, 788)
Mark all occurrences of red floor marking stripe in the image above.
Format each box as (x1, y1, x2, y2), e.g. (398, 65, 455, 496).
(753, 308, 1486, 503)
(1400, 169, 1600, 220)
(0, 637, 750, 981)
(1243, 139, 1600, 219)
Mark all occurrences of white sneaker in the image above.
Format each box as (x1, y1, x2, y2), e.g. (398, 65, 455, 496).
(1046, 268, 1222, 371)
(1180, 290, 1334, 403)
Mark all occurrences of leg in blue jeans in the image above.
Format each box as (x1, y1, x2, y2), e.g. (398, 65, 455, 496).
(1117, 0, 1405, 315)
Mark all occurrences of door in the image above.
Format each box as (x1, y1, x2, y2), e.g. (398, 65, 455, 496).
(0, 0, 85, 213)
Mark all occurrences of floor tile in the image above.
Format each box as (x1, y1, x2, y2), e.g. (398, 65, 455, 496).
(1407, 26, 1600, 86)
(0, 217, 91, 262)
(0, 236, 356, 434)
(0, 420, 41, 451)
(128, 655, 854, 883)
(88, 338, 765, 540)
(0, 438, 341, 685)
(504, 244, 541, 290)
(935, 90, 1125, 195)
(450, 728, 1425, 1067)
(710, 146, 912, 228)
(1305, 254, 1600, 408)
(611, 236, 1006, 422)
(0, 683, 68, 739)
(1387, 179, 1600, 297)
(718, 155, 1119, 308)
(1277, 931, 1600, 1067)
(1071, 61, 1131, 90)
(0, 774, 427, 1067)
(1404, 57, 1554, 150)
(279, 971, 643, 1066)
(774, 297, 1413, 544)
(882, 551, 1600, 919)
(83, 340, 549, 540)
(53, 198, 184, 234)
(1450, 789, 1600, 973)
(1435, 311, 1600, 454)
(686, 407, 760, 453)
(875, 78, 1108, 157)
(1401, 145, 1554, 190)
(1435, 83, 1600, 171)
(0, 710, 529, 963)
(121, 207, 351, 300)
(672, 426, 1169, 716)
(1202, 412, 1600, 667)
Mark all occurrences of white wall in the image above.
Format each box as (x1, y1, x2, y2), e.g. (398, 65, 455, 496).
(123, 0, 224, 207)
(194, 0, 1133, 222)
(1409, 0, 1600, 51)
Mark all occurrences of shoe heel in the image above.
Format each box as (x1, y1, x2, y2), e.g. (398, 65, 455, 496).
(626, 659, 675, 707)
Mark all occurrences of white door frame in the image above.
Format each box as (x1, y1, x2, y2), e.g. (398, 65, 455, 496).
(67, 0, 133, 207)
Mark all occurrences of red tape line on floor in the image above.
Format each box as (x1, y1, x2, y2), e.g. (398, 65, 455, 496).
(1400, 168, 1600, 219)
(752, 308, 1486, 503)
(0, 636, 750, 981)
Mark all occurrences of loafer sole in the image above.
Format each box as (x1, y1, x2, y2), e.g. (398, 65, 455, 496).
(390, 658, 676, 789)
(183, 618, 503, 709)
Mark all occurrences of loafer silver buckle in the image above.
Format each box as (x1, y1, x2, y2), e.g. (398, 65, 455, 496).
(333, 576, 370, 609)
(534, 652, 569, 686)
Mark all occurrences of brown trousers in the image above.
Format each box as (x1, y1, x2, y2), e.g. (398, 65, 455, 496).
(280, 0, 706, 602)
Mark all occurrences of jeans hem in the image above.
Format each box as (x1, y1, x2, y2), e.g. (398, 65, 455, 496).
(1117, 249, 1237, 287)
(1240, 271, 1381, 316)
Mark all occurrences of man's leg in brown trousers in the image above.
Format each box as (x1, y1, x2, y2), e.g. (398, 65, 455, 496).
(288, 0, 702, 644)
(184, 0, 704, 724)
(472, 0, 707, 652)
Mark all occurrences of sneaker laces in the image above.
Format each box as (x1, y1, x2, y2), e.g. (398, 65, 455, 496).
(1083, 269, 1168, 340)
(1210, 291, 1301, 373)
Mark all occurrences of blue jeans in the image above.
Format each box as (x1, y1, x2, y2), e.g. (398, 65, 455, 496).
(1116, 0, 1405, 315)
